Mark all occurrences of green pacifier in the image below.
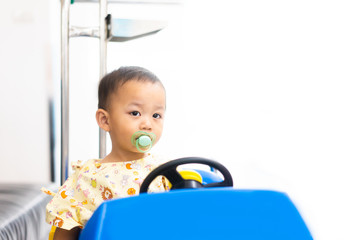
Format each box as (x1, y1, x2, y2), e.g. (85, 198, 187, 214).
(131, 131, 156, 153)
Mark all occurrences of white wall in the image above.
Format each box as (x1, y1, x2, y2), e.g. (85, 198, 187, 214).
(0, 0, 55, 183)
(2, 0, 358, 238)
(68, 1, 360, 240)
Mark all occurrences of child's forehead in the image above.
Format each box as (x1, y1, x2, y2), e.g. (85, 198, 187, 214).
(118, 80, 163, 94)
(110, 80, 165, 104)
(118, 79, 151, 89)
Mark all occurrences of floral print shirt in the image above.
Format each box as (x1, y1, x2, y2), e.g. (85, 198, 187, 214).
(43, 153, 169, 230)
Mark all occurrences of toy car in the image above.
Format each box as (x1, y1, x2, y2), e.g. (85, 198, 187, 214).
(77, 157, 313, 240)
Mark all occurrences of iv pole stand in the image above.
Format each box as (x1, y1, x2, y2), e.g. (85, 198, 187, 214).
(60, 0, 107, 184)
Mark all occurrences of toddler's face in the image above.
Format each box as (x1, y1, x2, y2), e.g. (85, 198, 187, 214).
(107, 80, 166, 155)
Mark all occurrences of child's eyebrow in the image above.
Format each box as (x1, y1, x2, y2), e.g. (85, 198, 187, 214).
(128, 102, 165, 111)
(154, 104, 166, 111)
(155, 105, 166, 111)
(128, 102, 143, 108)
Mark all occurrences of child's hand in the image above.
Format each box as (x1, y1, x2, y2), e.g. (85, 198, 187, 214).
(53, 227, 81, 240)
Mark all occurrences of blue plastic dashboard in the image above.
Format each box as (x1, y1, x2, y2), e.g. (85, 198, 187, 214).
(79, 187, 313, 240)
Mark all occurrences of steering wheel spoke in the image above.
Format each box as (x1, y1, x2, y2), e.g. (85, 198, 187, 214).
(162, 168, 184, 185)
(140, 157, 233, 193)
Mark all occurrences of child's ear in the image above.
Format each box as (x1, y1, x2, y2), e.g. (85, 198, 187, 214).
(96, 109, 110, 132)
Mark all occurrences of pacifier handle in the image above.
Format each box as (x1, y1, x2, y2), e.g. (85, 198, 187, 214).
(138, 135, 152, 147)
(135, 135, 153, 153)
(132, 131, 156, 153)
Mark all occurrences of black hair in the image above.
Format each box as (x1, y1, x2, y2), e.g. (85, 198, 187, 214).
(98, 66, 163, 110)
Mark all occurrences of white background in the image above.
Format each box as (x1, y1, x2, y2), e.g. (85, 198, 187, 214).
(0, 0, 52, 182)
(1, 1, 359, 239)
(69, 1, 360, 239)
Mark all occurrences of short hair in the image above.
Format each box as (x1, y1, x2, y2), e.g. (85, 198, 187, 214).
(98, 66, 163, 110)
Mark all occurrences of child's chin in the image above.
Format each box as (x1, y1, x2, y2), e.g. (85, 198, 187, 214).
(131, 149, 147, 155)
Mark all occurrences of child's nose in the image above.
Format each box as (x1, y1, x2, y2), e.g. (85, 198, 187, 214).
(139, 117, 152, 131)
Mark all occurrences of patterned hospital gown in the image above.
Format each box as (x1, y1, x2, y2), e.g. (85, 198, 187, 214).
(43, 153, 169, 230)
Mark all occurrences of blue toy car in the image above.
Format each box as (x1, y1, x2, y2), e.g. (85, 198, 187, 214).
(79, 157, 313, 240)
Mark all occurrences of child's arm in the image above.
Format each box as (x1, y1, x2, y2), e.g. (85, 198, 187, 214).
(53, 227, 81, 240)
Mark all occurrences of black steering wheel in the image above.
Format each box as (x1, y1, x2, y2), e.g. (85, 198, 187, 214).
(140, 157, 233, 193)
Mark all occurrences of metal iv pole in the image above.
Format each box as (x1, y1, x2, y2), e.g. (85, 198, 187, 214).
(99, 0, 108, 159)
(60, 0, 71, 184)
(60, 0, 167, 184)
(60, 0, 108, 184)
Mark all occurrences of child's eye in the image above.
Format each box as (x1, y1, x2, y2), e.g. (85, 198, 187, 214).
(153, 113, 161, 119)
(130, 111, 140, 117)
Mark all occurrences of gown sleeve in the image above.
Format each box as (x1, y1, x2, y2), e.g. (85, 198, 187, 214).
(44, 160, 92, 230)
